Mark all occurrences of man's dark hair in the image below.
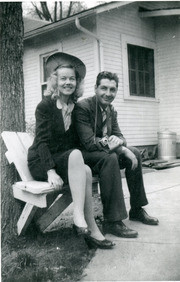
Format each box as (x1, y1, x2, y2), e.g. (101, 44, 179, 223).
(96, 71, 119, 88)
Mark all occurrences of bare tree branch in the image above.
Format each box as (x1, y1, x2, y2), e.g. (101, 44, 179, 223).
(54, 1, 57, 22)
(30, 1, 87, 22)
(40, 2, 53, 22)
(31, 2, 44, 20)
(59, 2, 62, 20)
(44, 2, 53, 22)
(67, 1, 73, 18)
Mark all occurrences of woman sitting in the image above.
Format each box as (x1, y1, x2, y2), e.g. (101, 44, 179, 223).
(28, 52, 114, 249)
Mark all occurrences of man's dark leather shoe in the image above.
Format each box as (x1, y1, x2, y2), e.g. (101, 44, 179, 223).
(103, 221, 138, 238)
(129, 208, 159, 225)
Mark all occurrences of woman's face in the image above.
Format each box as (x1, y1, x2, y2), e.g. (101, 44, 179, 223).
(57, 67, 77, 97)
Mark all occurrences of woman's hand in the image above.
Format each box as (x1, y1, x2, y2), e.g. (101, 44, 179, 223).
(47, 169, 64, 191)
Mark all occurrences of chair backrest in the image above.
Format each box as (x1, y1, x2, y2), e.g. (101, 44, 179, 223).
(2, 131, 34, 181)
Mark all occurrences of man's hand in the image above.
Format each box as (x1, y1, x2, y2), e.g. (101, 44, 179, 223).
(47, 169, 64, 191)
(122, 147, 138, 170)
(108, 135, 124, 146)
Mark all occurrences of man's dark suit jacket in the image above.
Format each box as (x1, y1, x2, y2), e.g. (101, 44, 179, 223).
(74, 95, 148, 221)
(74, 95, 127, 152)
(28, 96, 78, 173)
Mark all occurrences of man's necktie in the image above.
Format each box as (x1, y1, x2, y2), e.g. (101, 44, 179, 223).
(102, 109, 107, 136)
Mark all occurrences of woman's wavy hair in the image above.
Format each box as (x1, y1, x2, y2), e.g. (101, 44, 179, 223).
(44, 64, 84, 103)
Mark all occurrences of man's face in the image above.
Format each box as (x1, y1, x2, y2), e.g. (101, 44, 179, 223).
(95, 78, 118, 108)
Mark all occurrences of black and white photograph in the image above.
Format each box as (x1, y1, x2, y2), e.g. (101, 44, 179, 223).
(1, 1, 180, 281)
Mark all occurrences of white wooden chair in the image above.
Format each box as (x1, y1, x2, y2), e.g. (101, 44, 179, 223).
(2, 131, 99, 235)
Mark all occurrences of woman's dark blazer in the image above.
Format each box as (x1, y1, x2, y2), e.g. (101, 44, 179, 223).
(28, 96, 78, 173)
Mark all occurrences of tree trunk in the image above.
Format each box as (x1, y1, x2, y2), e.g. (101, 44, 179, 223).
(0, 2, 25, 243)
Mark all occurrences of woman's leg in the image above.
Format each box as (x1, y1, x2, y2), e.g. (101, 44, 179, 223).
(68, 150, 105, 239)
(84, 165, 105, 240)
(68, 149, 87, 228)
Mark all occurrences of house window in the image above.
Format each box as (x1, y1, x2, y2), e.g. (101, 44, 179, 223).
(40, 50, 58, 96)
(127, 44, 155, 98)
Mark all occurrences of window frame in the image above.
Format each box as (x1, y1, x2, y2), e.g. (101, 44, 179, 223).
(40, 49, 59, 96)
(121, 34, 158, 102)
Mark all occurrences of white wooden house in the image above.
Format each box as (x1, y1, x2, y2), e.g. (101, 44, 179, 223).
(23, 1, 180, 156)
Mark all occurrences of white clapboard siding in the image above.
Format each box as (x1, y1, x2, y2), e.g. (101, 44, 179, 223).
(155, 16, 180, 143)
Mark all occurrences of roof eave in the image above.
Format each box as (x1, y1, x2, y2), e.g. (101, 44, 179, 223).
(24, 1, 134, 40)
(96, 1, 135, 14)
(139, 8, 180, 18)
(24, 9, 96, 40)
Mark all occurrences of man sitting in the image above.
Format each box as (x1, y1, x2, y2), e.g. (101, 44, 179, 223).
(74, 71, 158, 238)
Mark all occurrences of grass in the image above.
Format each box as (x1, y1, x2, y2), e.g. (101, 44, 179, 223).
(1, 195, 103, 282)
(2, 226, 97, 282)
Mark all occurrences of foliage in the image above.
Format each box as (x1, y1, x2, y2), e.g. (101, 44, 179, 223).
(27, 1, 88, 22)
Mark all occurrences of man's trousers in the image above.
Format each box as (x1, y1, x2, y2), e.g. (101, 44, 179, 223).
(82, 146, 148, 222)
